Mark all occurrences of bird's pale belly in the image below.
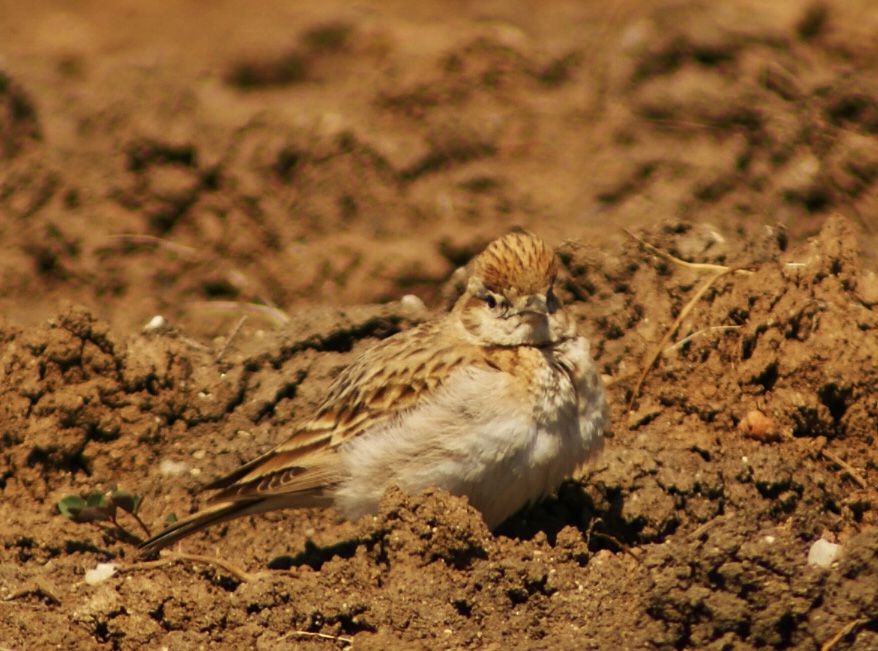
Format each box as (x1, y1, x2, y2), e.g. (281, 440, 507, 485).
(334, 355, 605, 528)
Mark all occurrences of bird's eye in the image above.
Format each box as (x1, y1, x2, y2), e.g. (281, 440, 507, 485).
(484, 295, 497, 309)
(546, 288, 559, 314)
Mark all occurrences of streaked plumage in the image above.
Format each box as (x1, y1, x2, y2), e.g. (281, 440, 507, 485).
(141, 232, 608, 554)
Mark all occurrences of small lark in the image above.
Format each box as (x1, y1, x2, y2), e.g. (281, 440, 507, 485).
(141, 232, 608, 553)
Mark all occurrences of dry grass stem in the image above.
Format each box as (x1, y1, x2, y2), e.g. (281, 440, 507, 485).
(820, 618, 868, 651)
(108, 234, 200, 259)
(629, 268, 733, 408)
(216, 315, 248, 361)
(125, 551, 265, 582)
(664, 325, 742, 355)
(275, 630, 355, 646)
(818, 445, 869, 490)
(3, 584, 61, 606)
(191, 300, 291, 328)
(623, 228, 753, 276)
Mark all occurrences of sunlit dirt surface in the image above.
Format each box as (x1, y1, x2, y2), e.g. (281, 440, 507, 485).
(2, 1, 877, 648)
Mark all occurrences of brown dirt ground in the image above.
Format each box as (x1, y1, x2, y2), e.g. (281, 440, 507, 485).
(2, 1, 878, 649)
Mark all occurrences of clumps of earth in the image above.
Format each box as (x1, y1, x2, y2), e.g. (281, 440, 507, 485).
(1, 216, 876, 649)
(4, 1, 878, 647)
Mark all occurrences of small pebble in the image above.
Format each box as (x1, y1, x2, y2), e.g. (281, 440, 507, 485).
(400, 294, 426, 312)
(737, 410, 780, 442)
(807, 538, 841, 569)
(143, 315, 167, 332)
(85, 562, 117, 586)
(856, 270, 878, 306)
(159, 459, 189, 477)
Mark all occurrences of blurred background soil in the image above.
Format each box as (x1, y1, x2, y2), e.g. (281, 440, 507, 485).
(1, 1, 877, 648)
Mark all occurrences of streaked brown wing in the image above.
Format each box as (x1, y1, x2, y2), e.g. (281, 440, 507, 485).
(205, 320, 479, 503)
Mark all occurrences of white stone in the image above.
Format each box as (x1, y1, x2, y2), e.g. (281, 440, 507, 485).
(159, 458, 189, 477)
(400, 294, 426, 312)
(808, 538, 841, 569)
(143, 315, 167, 332)
(84, 562, 117, 586)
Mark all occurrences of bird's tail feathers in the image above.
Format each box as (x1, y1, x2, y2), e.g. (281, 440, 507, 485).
(139, 491, 327, 556)
(140, 499, 268, 555)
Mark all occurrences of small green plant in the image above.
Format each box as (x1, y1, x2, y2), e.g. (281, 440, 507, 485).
(57, 487, 150, 541)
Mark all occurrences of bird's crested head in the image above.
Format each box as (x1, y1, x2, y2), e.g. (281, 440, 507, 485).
(455, 231, 576, 346)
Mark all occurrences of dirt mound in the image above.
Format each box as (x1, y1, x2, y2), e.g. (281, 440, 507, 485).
(5, 2, 878, 331)
(3, 0, 878, 648)
(1, 218, 876, 649)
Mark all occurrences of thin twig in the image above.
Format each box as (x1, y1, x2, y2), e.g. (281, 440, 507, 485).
(623, 228, 753, 276)
(122, 556, 177, 572)
(818, 445, 869, 490)
(821, 618, 868, 651)
(629, 268, 733, 408)
(104, 516, 142, 545)
(635, 116, 728, 132)
(585, 517, 641, 563)
(167, 551, 263, 582)
(123, 551, 264, 582)
(180, 336, 212, 352)
(130, 511, 152, 538)
(591, 532, 642, 563)
(216, 315, 248, 361)
(191, 300, 290, 328)
(687, 513, 730, 541)
(663, 325, 741, 355)
(787, 436, 869, 490)
(275, 630, 354, 646)
(3, 585, 61, 606)
(107, 234, 199, 259)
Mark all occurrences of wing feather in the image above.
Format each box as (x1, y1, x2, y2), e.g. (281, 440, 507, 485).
(141, 319, 484, 553)
(203, 320, 478, 503)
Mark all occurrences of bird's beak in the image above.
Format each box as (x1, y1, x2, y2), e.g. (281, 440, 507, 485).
(519, 295, 549, 316)
(517, 290, 560, 317)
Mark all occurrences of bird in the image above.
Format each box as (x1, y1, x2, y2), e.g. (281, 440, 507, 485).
(140, 231, 609, 554)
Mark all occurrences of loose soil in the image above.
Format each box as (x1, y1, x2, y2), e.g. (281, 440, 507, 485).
(1, 1, 878, 649)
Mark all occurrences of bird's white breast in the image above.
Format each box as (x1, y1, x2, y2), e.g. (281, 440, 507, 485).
(334, 336, 607, 528)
